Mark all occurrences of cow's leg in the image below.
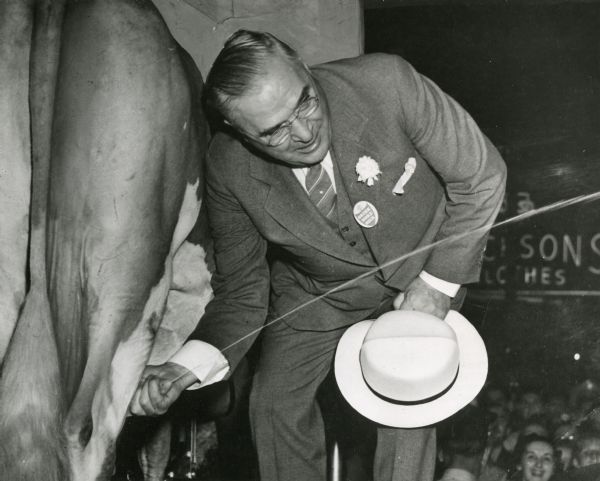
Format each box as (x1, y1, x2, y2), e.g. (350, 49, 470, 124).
(0, 2, 70, 481)
(61, 177, 201, 481)
(0, 0, 33, 363)
(46, 1, 207, 480)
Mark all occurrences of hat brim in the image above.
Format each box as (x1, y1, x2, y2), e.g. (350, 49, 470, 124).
(334, 310, 487, 428)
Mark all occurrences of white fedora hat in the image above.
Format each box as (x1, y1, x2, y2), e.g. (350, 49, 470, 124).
(334, 310, 487, 428)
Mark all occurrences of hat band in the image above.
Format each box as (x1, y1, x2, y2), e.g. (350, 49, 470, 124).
(363, 367, 459, 406)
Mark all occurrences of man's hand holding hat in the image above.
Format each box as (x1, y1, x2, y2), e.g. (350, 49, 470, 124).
(334, 298, 488, 428)
(392, 275, 452, 319)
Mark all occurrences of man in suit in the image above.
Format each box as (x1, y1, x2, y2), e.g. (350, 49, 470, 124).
(131, 30, 506, 481)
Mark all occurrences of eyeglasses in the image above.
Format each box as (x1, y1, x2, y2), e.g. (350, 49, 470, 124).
(262, 95, 320, 147)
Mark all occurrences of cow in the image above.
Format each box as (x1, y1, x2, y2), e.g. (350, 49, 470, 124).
(0, 0, 211, 480)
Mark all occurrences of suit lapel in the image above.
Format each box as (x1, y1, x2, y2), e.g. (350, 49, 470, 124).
(322, 70, 371, 206)
(327, 77, 386, 233)
(325, 76, 411, 263)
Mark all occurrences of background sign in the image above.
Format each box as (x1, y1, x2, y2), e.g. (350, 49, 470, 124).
(473, 145, 600, 299)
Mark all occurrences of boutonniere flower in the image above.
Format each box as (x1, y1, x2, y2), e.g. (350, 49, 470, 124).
(393, 157, 417, 195)
(356, 156, 382, 186)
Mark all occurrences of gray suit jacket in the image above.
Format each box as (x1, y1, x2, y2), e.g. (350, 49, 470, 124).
(191, 54, 506, 370)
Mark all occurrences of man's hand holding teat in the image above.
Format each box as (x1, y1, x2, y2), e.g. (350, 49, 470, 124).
(130, 341, 230, 417)
(130, 363, 198, 416)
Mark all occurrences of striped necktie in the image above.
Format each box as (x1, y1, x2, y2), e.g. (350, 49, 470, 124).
(305, 163, 337, 222)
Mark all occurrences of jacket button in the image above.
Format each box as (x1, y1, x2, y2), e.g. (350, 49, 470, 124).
(341, 226, 349, 233)
(349, 241, 356, 247)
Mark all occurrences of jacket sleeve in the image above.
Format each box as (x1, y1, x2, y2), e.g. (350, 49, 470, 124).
(392, 56, 507, 284)
(187, 148, 270, 372)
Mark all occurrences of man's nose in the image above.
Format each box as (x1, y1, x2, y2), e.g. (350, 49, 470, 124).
(290, 117, 313, 143)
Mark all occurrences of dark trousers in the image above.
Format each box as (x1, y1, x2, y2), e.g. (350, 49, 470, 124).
(248, 315, 436, 481)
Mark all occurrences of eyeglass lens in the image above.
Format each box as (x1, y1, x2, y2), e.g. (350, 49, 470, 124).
(268, 97, 319, 146)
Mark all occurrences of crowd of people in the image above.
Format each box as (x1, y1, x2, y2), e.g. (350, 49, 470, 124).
(436, 379, 600, 481)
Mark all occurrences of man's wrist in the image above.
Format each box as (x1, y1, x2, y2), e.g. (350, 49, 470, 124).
(169, 341, 230, 390)
(418, 271, 460, 298)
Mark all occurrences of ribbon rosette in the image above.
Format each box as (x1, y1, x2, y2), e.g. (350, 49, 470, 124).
(356, 156, 382, 186)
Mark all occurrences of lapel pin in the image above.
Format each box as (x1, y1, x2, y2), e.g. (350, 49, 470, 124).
(353, 201, 379, 228)
(393, 157, 416, 195)
(356, 156, 381, 186)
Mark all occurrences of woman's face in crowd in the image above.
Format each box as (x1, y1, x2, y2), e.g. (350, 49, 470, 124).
(521, 440, 555, 481)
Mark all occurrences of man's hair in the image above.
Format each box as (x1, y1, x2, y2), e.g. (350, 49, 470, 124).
(204, 30, 302, 120)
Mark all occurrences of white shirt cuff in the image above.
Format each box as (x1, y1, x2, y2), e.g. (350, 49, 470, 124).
(419, 271, 460, 298)
(169, 340, 230, 390)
